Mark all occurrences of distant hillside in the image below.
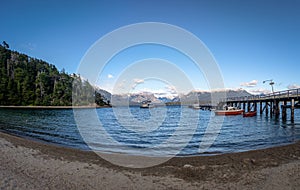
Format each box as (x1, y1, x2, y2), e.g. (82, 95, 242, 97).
(94, 87, 112, 105)
(0, 42, 109, 106)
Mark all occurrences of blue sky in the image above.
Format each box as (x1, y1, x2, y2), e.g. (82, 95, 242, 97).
(1, 0, 300, 95)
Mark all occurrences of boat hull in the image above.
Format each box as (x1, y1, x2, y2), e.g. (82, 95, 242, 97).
(140, 106, 153, 108)
(140, 104, 154, 108)
(243, 111, 257, 117)
(214, 110, 244, 116)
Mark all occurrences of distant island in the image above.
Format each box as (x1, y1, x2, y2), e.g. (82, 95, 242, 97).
(0, 41, 110, 107)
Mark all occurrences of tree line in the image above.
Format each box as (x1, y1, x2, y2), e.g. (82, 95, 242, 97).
(0, 41, 109, 106)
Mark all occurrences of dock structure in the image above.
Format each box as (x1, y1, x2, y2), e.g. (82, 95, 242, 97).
(219, 88, 300, 122)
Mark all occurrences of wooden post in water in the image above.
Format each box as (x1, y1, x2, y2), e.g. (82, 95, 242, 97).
(275, 100, 280, 118)
(291, 99, 295, 123)
(266, 102, 269, 116)
(247, 102, 251, 112)
(260, 101, 263, 115)
(243, 102, 246, 111)
(282, 100, 287, 121)
(270, 101, 273, 118)
(254, 102, 257, 112)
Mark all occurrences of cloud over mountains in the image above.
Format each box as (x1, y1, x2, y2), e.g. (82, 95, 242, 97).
(287, 84, 300, 90)
(240, 80, 258, 87)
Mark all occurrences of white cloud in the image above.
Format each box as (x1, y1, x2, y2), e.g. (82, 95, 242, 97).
(130, 86, 179, 99)
(248, 88, 271, 95)
(240, 80, 258, 87)
(107, 74, 114, 79)
(287, 84, 300, 89)
(133, 78, 144, 84)
(132, 78, 144, 88)
(148, 85, 178, 99)
(165, 85, 177, 93)
(192, 89, 210, 93)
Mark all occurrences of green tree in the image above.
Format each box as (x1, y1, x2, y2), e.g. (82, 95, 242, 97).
(0, 43, 109, 106)
(2, 41, 9, 49)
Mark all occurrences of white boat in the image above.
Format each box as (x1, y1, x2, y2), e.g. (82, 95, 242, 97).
(140, 101, 154, 108)
(190, 103, 201, 109)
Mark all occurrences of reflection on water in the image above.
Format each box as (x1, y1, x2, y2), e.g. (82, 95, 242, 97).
(0, 107, 299, 156)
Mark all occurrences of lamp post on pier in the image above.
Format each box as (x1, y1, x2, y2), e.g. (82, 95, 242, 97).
(263, 79, 275, 95)
(263, 79, 278, 117)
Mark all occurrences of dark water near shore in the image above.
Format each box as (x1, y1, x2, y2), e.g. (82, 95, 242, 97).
(0, 106, 299, 156)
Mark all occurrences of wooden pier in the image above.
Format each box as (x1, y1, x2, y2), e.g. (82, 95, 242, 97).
(219, 88, 300, 122)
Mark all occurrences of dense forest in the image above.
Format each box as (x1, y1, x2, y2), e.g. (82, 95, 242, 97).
(0, 41, 109, 106)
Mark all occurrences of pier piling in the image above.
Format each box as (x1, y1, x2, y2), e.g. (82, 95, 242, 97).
(282, 100, 287, 121)
(275, 100, 280, 118)
(291, 99, 295, 123)
(260, 102, 263, 114)
(247, 102, 251, 112)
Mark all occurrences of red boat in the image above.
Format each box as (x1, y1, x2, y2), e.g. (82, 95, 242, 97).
(243, 111, 257, 117)
(214, 107, 244, 116)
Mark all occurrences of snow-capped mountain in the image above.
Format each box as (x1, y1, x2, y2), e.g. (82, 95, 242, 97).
(157, 97, 179, 103)
(108, 89, 251, 105)
(110, 92, 164, 106)
(95, 88, 252, 106)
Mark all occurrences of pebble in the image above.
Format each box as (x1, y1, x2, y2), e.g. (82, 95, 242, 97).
(243, 158, 250, 164)
(270, 162, 279, 166)
(250, 159, 256, 164)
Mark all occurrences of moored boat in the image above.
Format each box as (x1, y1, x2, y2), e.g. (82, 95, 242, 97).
(243, 111, 257, 117)
(140, 101, 154, 108)
(214, 106, 244, 116)
(189, 103, 201, 109)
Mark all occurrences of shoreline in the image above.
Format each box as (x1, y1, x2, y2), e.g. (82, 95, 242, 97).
(1, 131, 299, 189)
(0, 105, 112, 109)
(2, 127, 298, 159)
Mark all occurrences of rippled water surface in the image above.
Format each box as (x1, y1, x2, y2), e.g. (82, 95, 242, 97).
(0, 106, 299, 156)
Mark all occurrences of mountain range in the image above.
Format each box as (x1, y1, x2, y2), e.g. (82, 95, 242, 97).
(96, 88, 252, 106)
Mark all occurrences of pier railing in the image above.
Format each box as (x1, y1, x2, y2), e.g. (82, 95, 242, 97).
(224, 88, 300, 102)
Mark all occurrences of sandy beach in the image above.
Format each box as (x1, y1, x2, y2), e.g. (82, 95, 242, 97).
(0, 132, 299, 190)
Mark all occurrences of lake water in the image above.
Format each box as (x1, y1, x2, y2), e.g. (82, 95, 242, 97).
(0, 106, 299, 156)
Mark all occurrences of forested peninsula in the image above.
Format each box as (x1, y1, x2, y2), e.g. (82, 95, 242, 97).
(0, 41, 109, 106)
